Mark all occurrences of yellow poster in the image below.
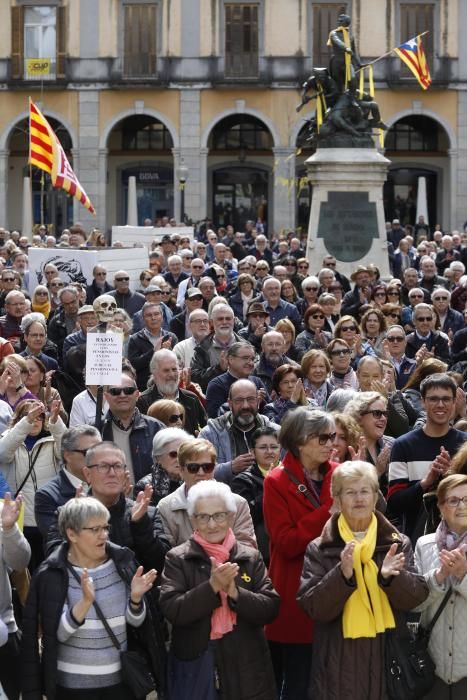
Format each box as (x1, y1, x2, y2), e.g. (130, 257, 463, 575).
(26, 58, 51, 76)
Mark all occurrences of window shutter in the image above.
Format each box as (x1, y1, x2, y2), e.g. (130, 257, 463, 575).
(400, 3, 434, 74)
(11, 5, 24, 79)
(56, 5, 67, 78)
(312, 3, 348, 67)
(124, 3, 157, 77)
(225, 3, 258, 78)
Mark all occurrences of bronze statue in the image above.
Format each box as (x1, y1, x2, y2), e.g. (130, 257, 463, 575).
(328, 14, 361, 95)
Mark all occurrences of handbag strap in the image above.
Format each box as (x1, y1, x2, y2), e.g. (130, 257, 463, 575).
(424, 587, 453, 637)
(282, 467, 321, 509)
(66, 562, 122, 650)
(15, 443, 44, 497)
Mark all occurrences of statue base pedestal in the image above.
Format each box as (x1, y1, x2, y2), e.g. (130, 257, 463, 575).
(305, 148, 391, 279)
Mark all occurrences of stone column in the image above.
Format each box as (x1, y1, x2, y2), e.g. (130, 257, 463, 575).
(97, 148, 108, 233)
(272, 147, 296, 234)
(21, 177, 33, 239)
(75, 90, 100, 228)
(178, 89, 204, 223)
(0, 150, 9, 229)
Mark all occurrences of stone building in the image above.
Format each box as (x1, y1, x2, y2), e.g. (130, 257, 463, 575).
(0, 0, 464, 234)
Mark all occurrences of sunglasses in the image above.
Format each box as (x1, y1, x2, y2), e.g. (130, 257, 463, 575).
(433, 297, 449, 301)
(107, 386, 137, 396)
(115, 277, 130, 282)
(168, 414, 184, 423)
(341, 326, 356, 332)
(184, 462, 216, 474)
(416, 316, 433, 322)
(374, 292, 386, 298)
(363, 409, 388, 419)
(51, 282, 64, 287)
(387, 336, 405, 343)
(316, 432, 336, 445)
(387, 291, 400, 297)
(35, 291, 48, 296)
(311, 314, 324, 320)
(305, 287, 319, 292)
(331, 348, 351, 356)
(2, 277, 15, 282)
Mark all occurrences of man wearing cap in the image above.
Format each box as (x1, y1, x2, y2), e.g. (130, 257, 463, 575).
(169, 288, 204, 342)
(107, 270, 146, 315)
(341, 265, 373, 317)
(238, 301, 273, 353)
(132, 284, 173, 333)
(128, 302, 178, 390)
(86, 264, 114, 304)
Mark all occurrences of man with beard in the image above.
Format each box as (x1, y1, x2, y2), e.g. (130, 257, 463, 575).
(253, 331, 297, 394)
(418, 256, 448, 295)
(190, 304, 241, 390)
(199, 379, 279, 484)
(137, 349, 206, 435)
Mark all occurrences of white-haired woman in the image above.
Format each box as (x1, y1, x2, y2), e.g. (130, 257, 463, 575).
(297, 461, 428, 699)
(159, 480, 279, 700)
(135, 427, 193, 506)
(21, 497, 160, 700)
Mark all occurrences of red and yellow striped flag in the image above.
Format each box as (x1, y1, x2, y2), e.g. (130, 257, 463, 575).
(29, 99, 96, 214)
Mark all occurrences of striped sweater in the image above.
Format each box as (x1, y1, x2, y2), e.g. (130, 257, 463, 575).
(56, 558, 145, 689)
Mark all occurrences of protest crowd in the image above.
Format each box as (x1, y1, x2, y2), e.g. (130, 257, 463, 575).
(3, 216, 467, 699)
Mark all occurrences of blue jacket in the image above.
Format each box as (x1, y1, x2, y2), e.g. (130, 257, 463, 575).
(392, 355, 417, 390)
(440, 308, 464, 336)
(205, 371, 269, 419)
(34, 468, 76, 544)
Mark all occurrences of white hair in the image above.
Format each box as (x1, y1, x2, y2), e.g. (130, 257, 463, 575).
(301, 275, 320, 290)
(431, 288, 451, 302)
(152, 427, 192, 459)
(186, 481, 237, 517)
(167, 255, 182, 265)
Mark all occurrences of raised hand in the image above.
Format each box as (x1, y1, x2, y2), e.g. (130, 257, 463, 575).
(209, 557, 239, 593)
(348, 436, 367, 462)
(122, 470, 134, 497)
(81, 568, 95, 605)
(49, 399, 62, 423)
(1, 492, 23, 531)
(437, 547, 467, 582)
(130, 565, 157, 603)
(131, 485, 153, 522)
(26, 401, 46, 424)
(340, 541, 356, 580)
(381, 542, 405, 579)
(375, 445, 392, 477)
(291, 378, 305, 404)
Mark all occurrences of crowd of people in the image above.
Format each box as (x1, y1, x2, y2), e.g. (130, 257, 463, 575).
(2, 217, 467, 699)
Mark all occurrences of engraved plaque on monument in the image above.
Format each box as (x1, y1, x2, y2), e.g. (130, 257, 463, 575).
(317, 192, 378, 262)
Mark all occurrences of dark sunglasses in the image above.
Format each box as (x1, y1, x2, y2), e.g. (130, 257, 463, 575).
(316, 432, 336, 445)
(311, 314, 324, 320)
(305, 287, 319, 292)
(341, 326, 356, 332)
(387, 336, 405, 343)
(115, 277, 129, 282)
(363, 409, 388, 419)
(107, 386, 137, 396)
(2, 277, 15, 282)
(331, 348, 351, 356)
(416, 316, 432, 322)
(168, 414, 184, 423)
(184, 462, 216, 474)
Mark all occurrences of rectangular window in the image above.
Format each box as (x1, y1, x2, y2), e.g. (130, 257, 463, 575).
(123, 3, 157, 78)
(225, 3, 259, 78)
(11, 4, 65, 81)
(400, 3, 434, 78)
(312, 3, 348, 67)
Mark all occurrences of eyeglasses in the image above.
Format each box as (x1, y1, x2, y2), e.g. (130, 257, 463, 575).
(433, 297, 449, 302)
(387, 336, 405, 343)
(165, 450, 179, 459)
(424, 395, 453, 405)
(81, 525, 111, 535)
(184, 462, 216, 474)
(330, 348, 351, 356)
(362, 409, 388, 419)
(341, 326, 356, 332)
(191, 318, 209, 324)
(387, 291, 400, 297)
(374, 292, 386, 298)
(305, 287, 319, 292)
(254, 444, 280, 451)
(315, 432, 337, 445)
(443, 496, 467, 508)
(161, 290, 171, 295)
(233, 354, 255, 362)
(86, 462, 126, 474)
(326, 262, 337, 268)
(416, 316, 433, 322)
(311, 314, 324, 320)
(385, 313, 400, 319)
(168, 414, 184, 423)
(71, 448, 89, 456)
(193, 512, 228, 525)
(217, 275, 226, 279)
(410, 294, 424, 299)
(192, 265, 204, 270)
(107, 386, 137, 396)
(2, 277, 15, 282)
(329, 286, 341, 292)
(115, 277, 129, 282)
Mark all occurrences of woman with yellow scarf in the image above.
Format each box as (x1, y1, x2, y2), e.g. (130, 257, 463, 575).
(297, 461, 428, 699)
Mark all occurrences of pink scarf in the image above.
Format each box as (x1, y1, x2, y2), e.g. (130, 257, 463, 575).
(192, 528, 237, 639)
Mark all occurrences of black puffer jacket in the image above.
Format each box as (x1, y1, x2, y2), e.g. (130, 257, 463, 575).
(21, 541, 166, 700)
(231, 463, 269, 565)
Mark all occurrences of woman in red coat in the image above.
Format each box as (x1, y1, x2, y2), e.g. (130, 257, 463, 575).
(263, 407, 337, 699)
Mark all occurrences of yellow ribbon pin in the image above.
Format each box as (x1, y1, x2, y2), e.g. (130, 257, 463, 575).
(241, 573, 251, 583)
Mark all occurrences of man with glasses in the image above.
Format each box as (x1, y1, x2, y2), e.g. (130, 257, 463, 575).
(259, 278, 301, 332)
(431, 288, 464, 336)
(388, 374, 467, 542)
(191, 305, 241, 391)
(48, 277, 65, 310)
(179, 248, 194, 275)
(175, 257, 205, 308)
(341, 265, 373, 317)
(108, 269, 145, 315)
(173, 308, 210, 369)
(132, 284, 173, 334)
(102, 374, 165, 484)
(0, 290, 26, 342)
(86, 264, 114, 304)
(401, 286, 426, 331)
(35, 425, 102, 551)
(47, 286, 80, 364)
(200, 379, 279, 483)
(197, 276, 217, 309)
(128, 302, 177, 390)
(322, 254, 351, 292)
(0, 270, 19, 314)
(383, 325, 416, 390)
(137, 349, 207, 436)
(163, 254, 189, 289)
(170, 288, 204, 342)
(405, 303, 450, 364)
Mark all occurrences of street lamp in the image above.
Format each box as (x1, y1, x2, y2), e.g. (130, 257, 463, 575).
(177, 160, 189, 223)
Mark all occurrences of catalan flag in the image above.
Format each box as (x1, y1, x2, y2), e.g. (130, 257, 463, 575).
(394, 35, 432, 90)
(29, 99, 96, 214)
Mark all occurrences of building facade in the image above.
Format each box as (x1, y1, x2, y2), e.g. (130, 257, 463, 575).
(0, 0, 465, 235)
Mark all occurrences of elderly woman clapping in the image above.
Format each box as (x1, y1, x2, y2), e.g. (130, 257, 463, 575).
(297, 461, 428, 700)
(159, 480, 279, 700)
(21, 497, 161, 700)
(415, 474, 467, 697)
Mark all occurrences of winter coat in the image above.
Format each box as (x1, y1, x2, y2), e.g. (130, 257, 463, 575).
(21, 541, 166, 700)
(297, 511, 429, 699)
(137, 384, 207, 436)
(295, 328, 332, 361)
(157, 482, 257, 549)
(199, 411, 279, 484)
(0, 516, 30, 632)
(231, 462, 271, 564)
(159, 537, 279, 700)
(127, 328, 178, 390)
(415, 532, 467, 685)
(263, 451, 336, 644)
(190, 332, 243, 391)
(0, 417, 66, 527)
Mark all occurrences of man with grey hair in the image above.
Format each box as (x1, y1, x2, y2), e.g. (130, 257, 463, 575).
(19, 312, 58, 371)
(163, 254, 188, 289)
(405, 303, 450, 364)
(200, 379, 279, 483)
(34, 425, 102, 546)
(128, 302, 177, 390)
(431, 287, 464, 336)
(108, 269, 145, 315)
(85, 264, 113, 304)
(419, 255, 448, 294)
(137, 348, 206, 435)
(253, 330, 296, 394)
(0, 290, 27, 342)
(191, 304, 241, 390)
(173, 308, 210, 368)
(47, 285, 80, 362)
(260, 277, 301, 331)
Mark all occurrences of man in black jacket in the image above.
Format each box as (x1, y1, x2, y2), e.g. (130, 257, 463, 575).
(405, 303, 450, 364)
(127, 302, 178, 390)
(169, 288, 204, 342)
(85, 264, 114, 304)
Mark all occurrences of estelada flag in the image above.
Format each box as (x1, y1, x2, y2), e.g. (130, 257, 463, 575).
(394, 35, 432, 90)
(29, 99, 96, 214)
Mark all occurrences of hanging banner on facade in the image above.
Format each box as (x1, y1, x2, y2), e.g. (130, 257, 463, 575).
(26, 58, 51, 77)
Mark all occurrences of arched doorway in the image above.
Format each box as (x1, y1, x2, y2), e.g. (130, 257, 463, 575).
(107, 115, 174, 225)
(384, 115, 450, 227)
(208, 114, 273, 231)
(8, 116, 73, 233)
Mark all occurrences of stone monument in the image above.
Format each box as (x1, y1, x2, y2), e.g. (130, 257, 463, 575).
(300, 13, 391, 278)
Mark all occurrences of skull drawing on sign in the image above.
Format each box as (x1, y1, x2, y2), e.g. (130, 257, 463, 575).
(93, 295, 117, 323)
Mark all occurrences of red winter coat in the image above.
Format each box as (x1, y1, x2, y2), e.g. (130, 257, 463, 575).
(263, 451, 336, 643)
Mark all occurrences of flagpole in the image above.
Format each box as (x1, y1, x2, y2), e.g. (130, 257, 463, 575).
(355, 31, 430, 72)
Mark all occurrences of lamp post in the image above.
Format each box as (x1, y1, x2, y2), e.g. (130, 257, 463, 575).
(177, 160, 189, 223)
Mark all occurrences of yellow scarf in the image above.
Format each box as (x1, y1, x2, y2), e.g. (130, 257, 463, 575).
(338, 513, 396, 639)
(32, 299, 51, 319)
(328, 27, 352, 89)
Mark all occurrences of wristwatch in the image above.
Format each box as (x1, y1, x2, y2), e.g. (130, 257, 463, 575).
(15, 384, 24, 392)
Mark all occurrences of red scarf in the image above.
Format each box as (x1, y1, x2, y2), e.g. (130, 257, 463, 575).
(192, 528, 237, 639)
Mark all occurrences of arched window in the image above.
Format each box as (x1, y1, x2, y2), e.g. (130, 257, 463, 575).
(385, 116, 449, 153)
(208, 115, 273, 152)
(108, 115, 174, 151)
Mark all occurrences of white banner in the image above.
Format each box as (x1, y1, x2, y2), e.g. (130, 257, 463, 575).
(111, 225, 194, 249)
(85, 331, 123, 386)
(28, 248, 98, 295)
